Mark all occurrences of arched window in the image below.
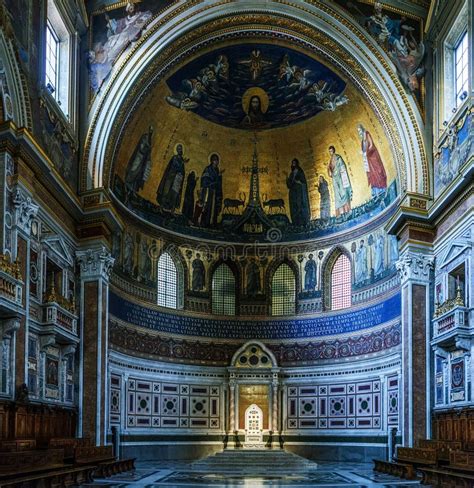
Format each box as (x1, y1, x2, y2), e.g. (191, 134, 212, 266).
(212, 263, 236, 316)
(271, 263, 296, 316)
(157, 252, 182, 309)
(331, 254, 351, 310)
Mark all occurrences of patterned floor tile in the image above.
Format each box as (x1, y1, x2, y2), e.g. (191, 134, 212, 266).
(87, 461, 426, 487)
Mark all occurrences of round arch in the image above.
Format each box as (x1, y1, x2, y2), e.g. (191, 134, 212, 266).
(266, 258, 299, 316)
(157, 244, 187, 310)
(83, 0, 429, 199)
(321, 245, 353, 311)
(230, 341, 278, 368)
(209, 259, 241, 316)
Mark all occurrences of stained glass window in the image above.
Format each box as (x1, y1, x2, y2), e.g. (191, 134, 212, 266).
(331, 254, 351, 310)
(212, 264, 236, 316)
(272, 263, 296, 316)
(157, 252, 178, 309)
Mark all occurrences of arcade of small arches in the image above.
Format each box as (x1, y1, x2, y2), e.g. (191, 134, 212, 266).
(153, 248, 352, 316)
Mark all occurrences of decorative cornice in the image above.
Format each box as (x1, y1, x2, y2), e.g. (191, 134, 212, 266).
(109, 319, 401, 366)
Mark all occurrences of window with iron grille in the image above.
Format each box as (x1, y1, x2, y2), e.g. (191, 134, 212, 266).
(212, 264, 236, 316)
(157, 252, 178, 309)
(271, 263, 296, 316)
(331, 254, 352, 310)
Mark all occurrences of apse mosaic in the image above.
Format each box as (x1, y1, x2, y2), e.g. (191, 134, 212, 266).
(165, 45, 348, 130)
(113, 43, 399, 243)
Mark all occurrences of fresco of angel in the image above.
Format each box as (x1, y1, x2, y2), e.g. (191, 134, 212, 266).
(389, 27, 425, 92)
(89, 2, 152, 92)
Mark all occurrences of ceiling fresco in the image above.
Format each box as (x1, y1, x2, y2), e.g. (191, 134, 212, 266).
(333, 0, 425, 102)
(112, 43, 399, 244)
(88, 0, 173, 94)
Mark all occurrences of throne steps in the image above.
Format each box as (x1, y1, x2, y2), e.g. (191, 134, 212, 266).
(191, 449, 318, 474)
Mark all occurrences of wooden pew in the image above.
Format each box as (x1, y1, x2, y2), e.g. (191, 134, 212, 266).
(449, 450, 474, 473)
(0, 465, 96, 488)
(395, 446, 438, 468)
(46, 437, 92, 461)
(374, 445, 437, 480)
(418, 467, 474, 487)
(417, 439, 462, 463)
(0, 439, 36, 452)
(0, 449, 65, 476)
(373, 458, 417, 480)
(73, 445, 135, 478)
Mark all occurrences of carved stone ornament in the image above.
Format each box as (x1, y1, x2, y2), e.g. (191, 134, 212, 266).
(76, 246, 115, 281)
(396, 251, 434, 283)
(12, 189, 39, 235)
(61, 344, 77, 356)
(455, 338, 471, 352)
(39, 334, 56, 351)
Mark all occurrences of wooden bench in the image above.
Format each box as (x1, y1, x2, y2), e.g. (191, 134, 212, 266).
(463, 442, 474, 452)
(373, 459, 417, 480)
(0, 465, 96, 487)
(0, 449, 65, 476)
(395, 446, 438, 467)
(94, 457, 136, 478)
(449, 450, 474, 473)
(418, 439, 462, 463)
(73, 445, 135, 478)
(0, 439, 36, 452)
(74, 445, 115, 465)
(47, 437, 92, 460)
(419, 467, 474, 488)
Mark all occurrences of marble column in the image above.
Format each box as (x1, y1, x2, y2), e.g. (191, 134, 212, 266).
(76, 246, 114, 446)
(12, 188, 38, 392)
(271, 375, 279, 447)
(227, 378, 239, 449)
(0, 318, 20, 396)
(396, 250, 434, 446)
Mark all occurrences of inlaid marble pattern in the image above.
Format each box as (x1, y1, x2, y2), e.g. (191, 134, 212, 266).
(85, 460, 426, 487)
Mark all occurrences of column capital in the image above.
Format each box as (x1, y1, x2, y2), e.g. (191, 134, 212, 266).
(0, 317, 20, 339)
(76, 246, 114, 281)
(12, 188, 39, 235)
(396, 250, 434, 284)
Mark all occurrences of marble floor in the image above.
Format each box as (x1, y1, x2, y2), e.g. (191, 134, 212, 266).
(84, 460, 428, 487)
